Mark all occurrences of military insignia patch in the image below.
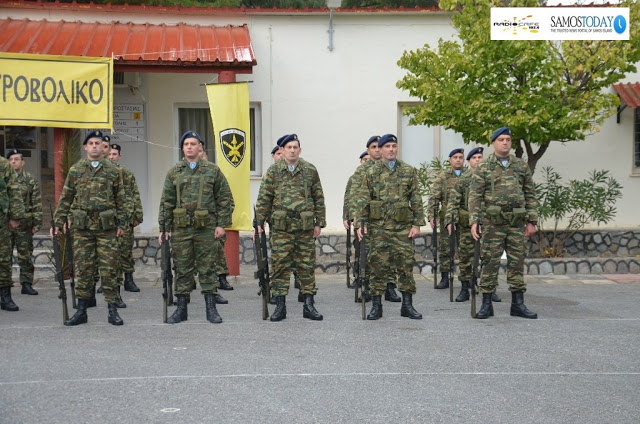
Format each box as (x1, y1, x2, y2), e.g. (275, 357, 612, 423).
(220, 128, 246, 168)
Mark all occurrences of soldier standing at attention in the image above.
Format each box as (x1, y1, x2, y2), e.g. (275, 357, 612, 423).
(52, 130, 128, 326)
(469, 127, 538, 319)
(159, 131, 234, 324)
(357, 134, 425, 320)
(7, 149, 42, 296)
(428, 148, 467, 290)
(108, 143, 143, 294)
(256, 134, 326, 322)
(446, 147, 486, 302)
(0, 155, 25, 312)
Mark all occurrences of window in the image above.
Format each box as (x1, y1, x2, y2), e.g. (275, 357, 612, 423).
(177, 103, 261, 175)
(635, 108, 640, 174)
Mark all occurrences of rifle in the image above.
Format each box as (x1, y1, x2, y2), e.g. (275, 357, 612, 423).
(50, 205, 69, 324)
(471, 221, 481, 318)
(65, 224, 77, 309)
(346, 223, 352, 288)
(160, 209, 173, 323)
(253, 210, 270, 320)
(432, 203, 438, 289)
(358, 219, 366, 320)
(449, 213, 456, 303)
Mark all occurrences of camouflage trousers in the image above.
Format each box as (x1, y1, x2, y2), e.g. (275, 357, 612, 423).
(116, 225, 135, 285)
(479, 223, 527, 293)
(0, 225, 13, 288)
(368, 226, 416, 296)
(10, 225, 35, 285)
(354, 230, 397, 285)
(437, 218, 452, 272)
(172, 226, 221, 296)
(457, 225, 474, 282)
(270, 229, 317, 297)
(72, 229, 119, 304)
(215, 234, 229, 275)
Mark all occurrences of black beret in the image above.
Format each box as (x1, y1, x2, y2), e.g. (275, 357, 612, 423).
(83, 130, 103, 145)
(102, 135, 111, 143)
(180, 130, 202, 149)
(449, 148, 464, 158)
(110, 143, 121, 153)
(491, 127, 511, 142)
(359, 151, 368, 159)
(466, 146, 484, 160)
(6, 148, 22, 159)
(271, 145, 281, 155)
(276, 134, 289, 147)
(378, 134, 397, 148)
(366, 136, 380, 148)
(280, 134, 299, 148)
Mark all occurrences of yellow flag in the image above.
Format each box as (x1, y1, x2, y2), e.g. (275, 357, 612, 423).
(206, 82, 251, 231)
(0, 52, 113, 129)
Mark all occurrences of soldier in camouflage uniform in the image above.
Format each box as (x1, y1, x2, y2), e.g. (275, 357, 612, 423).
(256, 134, 326, 322)
(108, 143, 143, 298)
(345, 136, 401, 303)
(356, 134, 425, 320)
(469, 127, 538, 319)
(0, 155, 25, 312)
(427, 149, 467, 290)
(52, 130, 128, 326)
(7, 149, 42, 296)
(446, 147, 483, 302)
(159, 130, 234, 324)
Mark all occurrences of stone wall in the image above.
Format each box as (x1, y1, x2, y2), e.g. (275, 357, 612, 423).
(27, 229, 640, 275)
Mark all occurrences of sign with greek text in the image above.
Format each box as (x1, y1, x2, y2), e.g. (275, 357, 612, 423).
(0, 52, 113, 128)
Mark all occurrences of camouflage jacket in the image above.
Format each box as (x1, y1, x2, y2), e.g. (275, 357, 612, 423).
(344, 160, 376, 221)
(445, 169, 474, 227)
(468, 154, 538, 224)
(116, 163, 143, 226)
(54, 158, 127, 230)
(0, 157, 25, 227)
(158, 158, 234, 231)
(342, 173, 355, 221)
(427, 167, 468, 221)
(15, 170, 42, 230)
(256, 158, 326, 228)
(356, 159, 425, 230)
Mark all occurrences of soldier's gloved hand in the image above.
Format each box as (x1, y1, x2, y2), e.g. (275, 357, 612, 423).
(408, 226, 420, 239)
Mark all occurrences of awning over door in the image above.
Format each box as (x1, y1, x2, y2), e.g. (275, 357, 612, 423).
(0, 18, 256, 73)
(613, 82, 640, 108)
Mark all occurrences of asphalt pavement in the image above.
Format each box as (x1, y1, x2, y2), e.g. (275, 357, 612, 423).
(1, 266, 639, 424)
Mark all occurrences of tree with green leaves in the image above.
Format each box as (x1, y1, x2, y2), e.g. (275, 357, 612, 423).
(397, 0, 640, 173)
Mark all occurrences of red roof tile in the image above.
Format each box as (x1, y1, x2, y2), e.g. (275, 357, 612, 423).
(0, 18, 256, 72)
(613, 83, 640, 109)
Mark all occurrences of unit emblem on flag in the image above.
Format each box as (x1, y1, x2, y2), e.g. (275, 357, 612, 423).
(220, 128, 246, 168)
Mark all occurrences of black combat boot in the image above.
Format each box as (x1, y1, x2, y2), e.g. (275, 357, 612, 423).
(366, 295, 383, 320)
(400, 292, 423, 319)
(124, 273, 140, 292)
(270, 296, 287, 322)
(510, 291, 537, 319)
(218, 274, 234, 291)
(455, 281, 470, 302)
(115, 286, 127, 308)
(0, 287, 19, 311)
(436, 272, 449, 289)
(492, 292, 502, 302)
(214, 294, 228, 304)
(108, 304, 124, 325)
(303, 294, 323, 321)
(384, 283, 401, 302)
(475, 293, 494, 319)
(167, 295, 188, 324)
(298, 291, 304, 303)
(21, 283, 38, 295)
(269, 295, 277, 305)
(65, 298, 88, 326)
(204, 294, 223, 323)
